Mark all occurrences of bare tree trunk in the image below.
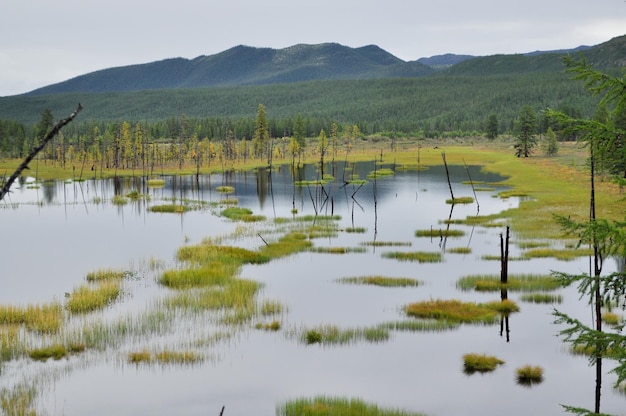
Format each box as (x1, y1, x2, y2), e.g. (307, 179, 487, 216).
(1, 104, 83, 201)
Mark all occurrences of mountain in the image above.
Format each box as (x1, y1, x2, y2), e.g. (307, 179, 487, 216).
(417, 54, 476, 69)
(26, 43, 434, 95)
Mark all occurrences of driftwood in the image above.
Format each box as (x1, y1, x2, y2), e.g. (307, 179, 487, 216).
(0, 104, 83, 201)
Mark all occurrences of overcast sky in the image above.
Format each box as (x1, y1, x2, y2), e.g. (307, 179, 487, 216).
(1, 0, 625, 97)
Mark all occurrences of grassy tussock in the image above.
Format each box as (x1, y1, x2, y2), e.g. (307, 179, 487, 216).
(86, 268, 128, 281)
(367, 168, 395, 179)
(415, 229, 465, 238)
(447, 247, 472, 254)
(516, 365, 544, 385)
(336, 276, 420, 288)
(522, 247, 594, 261)
(0, 302, 63, 333)
(216, 185, 235, 194)
(382, 251, 442, 263)
(159, 265, 238, 289)
(344, 227, 367, 233)
(66, 281, 122, 314)
(259, 232, 313, 259)
(149, 204, 189, 213)
(404, 299, 499, 324)
(277, 396, 427, 416)
(255, 321, 281, 331)
(176, 244, 270, 265)
(111, 195, 128, 205)
(463, 353, 505, 373)
(520, 293, 563, 304)
(220, 207, 265, 222)
(128, 349, 203, 365)
(446, 196, 474, 204)
(456, 274, 561, 292)
(301, 324, 390, 345)
(28, 344, 68, 361)
(485, 299, 520, 315)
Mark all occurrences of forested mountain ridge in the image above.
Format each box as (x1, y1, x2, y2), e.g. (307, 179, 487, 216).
(22, 36, 624, 96)
(24, 43, 434, 95)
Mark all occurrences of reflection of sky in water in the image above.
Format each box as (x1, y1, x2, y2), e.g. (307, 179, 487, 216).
(1, 162, 624, 415)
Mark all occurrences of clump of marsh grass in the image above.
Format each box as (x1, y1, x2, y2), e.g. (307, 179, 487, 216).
(149, 204, 189, 213)
(344, 227, 367, 233)
(520, 293, 563, 304)
(415, 228, 465, 238)
(299, 324, 390, 345)
(259, 300, 284, 316)
(515, 365, 544, 386)
(177, 244, 270, 266)
(456, 274, 562, 292)
(336, 276, 419, 288)
(380, 320, 460, 332)
(485, 299, 520, 315)
(445, 196, 474, 204)
(86, 268, 128, 282)
(220, 207, 265, 222)
(0, 383, 38, 416)
(259, 232, 313, 259)
(447, 247, 472, 254)
(360, 241, 412, 247)
(128, 349, 151, 364)
(29, 344, 68, 361)
(277, 396, 427, 416)
(216, 185, 235, 194)
(309, 246, 366, 254)
(382, 251, 442, 263)
(522, 247, 594, 261)
(219, 198, 238, 205)
(404, 299, 499, 324)
(65, 281, 122, 314)
(367, 168, 395, 179)
(126, 190, 144, 200)
(111, 195, 128, 205)
(154, 350, 203, 365)
(255, 321, 281, 331)
(147, 178, 165, 187)
(463, 353, 505, 374)
(0, 302, 63, 333)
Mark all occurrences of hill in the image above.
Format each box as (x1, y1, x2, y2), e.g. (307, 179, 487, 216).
(25, 43, 434, 95)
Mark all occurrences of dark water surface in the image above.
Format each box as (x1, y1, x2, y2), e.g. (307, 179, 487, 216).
(1, 161, 624, 415)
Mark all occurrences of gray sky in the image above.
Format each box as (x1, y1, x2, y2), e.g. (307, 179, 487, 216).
(1, 0, 625, 97)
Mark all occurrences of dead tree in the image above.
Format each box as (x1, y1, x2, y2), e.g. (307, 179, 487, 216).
(0, 104, 83, 201)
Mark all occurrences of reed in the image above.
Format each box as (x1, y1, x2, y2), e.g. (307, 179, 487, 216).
(515, 365, 544, 385)
(415, 229, 465, 237)
(0, 383, 38, 416)
(456, 274, 562, 292)
(259, 300, 284, 316)
(463, 353, 505, 373)
(0, 325, 25, 361)
(382, 251, 442, 263)
(277, 396, 426, 416)
(404, 299, 499, 324)
(65, 281, 122, 314)
(337, 276, 419, 287)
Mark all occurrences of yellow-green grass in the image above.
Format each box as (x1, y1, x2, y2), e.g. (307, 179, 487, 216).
(382, 251, 442, 263)
(0, 383, 38, 416)
(86, 268, 127, 281)
(309, 246, 367, 254)
(259, 232, 313, 259)
(111, 195, 128, 205)
(65, 281, 122, 314)
(367, 168, 395, 179)
(522, 247, 594, 261)
(176, 244, 270, 266)
(277, 396, 427, 416)
(0, 302, 63, 333)
(149, 204, 189, 213)
(164, 278, 260, 314)
(380, 320, 460, 332)
(1, 325, 26, 361)
(515, 365, 544, 385)
(415, 229, 465, 238)
(481, 254, 528, 261)
(300, 324, 390, 345)
(220, 207, 266, 222)
(359, 241, 412, 247)
(147, 178, 165, 187)
(443, 214, 504, 227)
(456, 274, 562, 292)
(259, 300, 284, 316)
(516, 240, 550, 249)
(602, 312, 622, 326)
(294, 179, 328, 186)
(485, 299, 520, 315)
(520, 293, 563, 304)
(216, 185, 235, 194)
(447, 247, 472, 254)
(159, 263, 239, 289)
(28, 344, 68, 361)
(255, 321, 281, 331)
(219, 197, 239, 205)
(404, 299, 499, 324)
(344, 227, 367, 233)
(128, 349, 152, 364)
(336, 276, 420, 288)
(446, 196, 475, 204)
(463, 353, 505, 374)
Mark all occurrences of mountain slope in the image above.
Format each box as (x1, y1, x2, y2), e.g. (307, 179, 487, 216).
(27, 43, 433, 95)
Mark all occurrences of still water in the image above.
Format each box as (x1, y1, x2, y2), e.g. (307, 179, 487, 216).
(1, 161, 624, 415)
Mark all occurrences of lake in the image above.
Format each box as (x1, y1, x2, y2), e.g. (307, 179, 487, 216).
(1, 160, 624, 415)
